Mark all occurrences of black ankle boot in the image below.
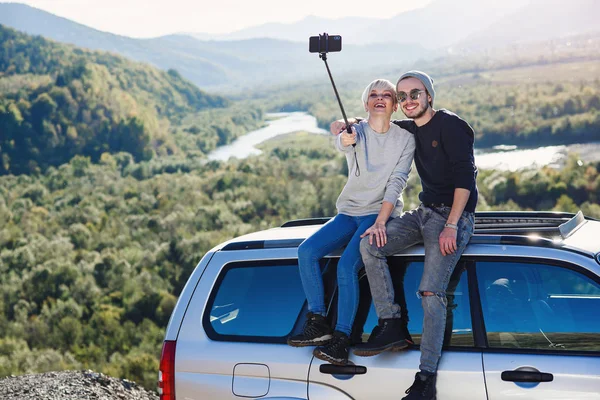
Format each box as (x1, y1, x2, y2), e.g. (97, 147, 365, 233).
(287, 312, 332, 347)
(402, 371, 437, 400)
(352, 318, 409, 356)
(313, 331, 350, 365)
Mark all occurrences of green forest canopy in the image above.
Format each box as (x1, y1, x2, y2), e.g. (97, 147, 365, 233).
(0, 24, 242, 175)
(1, 132, 599, 389)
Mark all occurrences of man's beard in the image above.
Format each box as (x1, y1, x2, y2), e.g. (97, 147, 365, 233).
(403, 102, 429, 120)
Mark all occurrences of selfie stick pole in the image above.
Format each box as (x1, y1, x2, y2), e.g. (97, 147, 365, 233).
(319, 52, 352, 134)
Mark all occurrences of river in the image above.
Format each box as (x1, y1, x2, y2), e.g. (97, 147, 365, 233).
(207, 112, 327, 161)
(207, 112, 600, 170)
(475, 143, 600, 171)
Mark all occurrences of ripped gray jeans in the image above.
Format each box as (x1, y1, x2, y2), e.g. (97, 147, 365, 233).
(360, 203, 474, 373)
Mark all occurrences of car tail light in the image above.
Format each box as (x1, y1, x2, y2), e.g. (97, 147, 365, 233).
(158, 340, 176, 400)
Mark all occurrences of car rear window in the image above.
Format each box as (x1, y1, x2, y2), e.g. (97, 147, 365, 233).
(203, 260, 306, 342)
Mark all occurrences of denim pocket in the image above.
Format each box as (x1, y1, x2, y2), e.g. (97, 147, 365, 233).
(459, 212, 475, 233)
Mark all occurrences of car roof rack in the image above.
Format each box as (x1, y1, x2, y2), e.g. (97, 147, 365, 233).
(282, 211, 595, 239)
(473, 211, 587, 238)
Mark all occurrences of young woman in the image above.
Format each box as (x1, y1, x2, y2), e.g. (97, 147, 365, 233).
(287, 79, 416, 365)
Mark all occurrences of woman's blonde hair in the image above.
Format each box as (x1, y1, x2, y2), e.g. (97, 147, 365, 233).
(361, 79, 398, 107)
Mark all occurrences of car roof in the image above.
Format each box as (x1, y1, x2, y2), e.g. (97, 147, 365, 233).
(216, 211, 600, 258)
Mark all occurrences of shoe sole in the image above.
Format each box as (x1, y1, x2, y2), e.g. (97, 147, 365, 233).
(313, 348, 347, 366)
(353, 340, 408, 357)
(287, 334, 333, 347)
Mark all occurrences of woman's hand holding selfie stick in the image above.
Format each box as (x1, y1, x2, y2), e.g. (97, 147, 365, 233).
(340, 128, 357, 147)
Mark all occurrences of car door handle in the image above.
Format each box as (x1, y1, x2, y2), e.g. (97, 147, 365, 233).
(501, 370, 553, 383)
(319, 364, 367, 375)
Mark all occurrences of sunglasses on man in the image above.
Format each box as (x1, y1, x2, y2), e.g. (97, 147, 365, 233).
(397, 89, 427, 103)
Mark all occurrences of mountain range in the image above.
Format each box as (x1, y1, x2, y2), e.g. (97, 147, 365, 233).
(187, 0, 599, 50)
(1, 0, 599, 90)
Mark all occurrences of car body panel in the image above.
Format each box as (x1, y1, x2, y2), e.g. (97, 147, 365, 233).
(563, 219, 600, 253)
(175, 373, 310, 400)
(309, 349, 486, 400)
(164, 250, 215, 341)
(308, 381, 354, 400)
(483, 353, 600, 400)
(174, 249, 311, 399)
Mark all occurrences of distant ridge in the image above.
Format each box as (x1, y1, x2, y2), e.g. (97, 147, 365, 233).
(0, 3, 227, 87)
(186, 15, 380, 44)
(186, 0, 527, 47)
(455, 0, 600, 50)
(0, 3, 428, 89)
(1, 1, 599, 90)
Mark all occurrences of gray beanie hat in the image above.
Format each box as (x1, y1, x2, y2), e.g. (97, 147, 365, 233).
(397, 70, 435, 106)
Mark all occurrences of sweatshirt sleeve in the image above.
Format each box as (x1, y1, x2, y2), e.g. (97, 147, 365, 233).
(392, 119, 417, 134)
(442, 116, 477, 190)
(383, 132, 416, 205)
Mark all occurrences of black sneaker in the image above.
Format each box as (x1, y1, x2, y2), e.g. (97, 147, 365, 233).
(402, 371, 437, 400)
(287, 312, 333, 347)
(313, 331, 350, 365)
(353, 318, 409, 356)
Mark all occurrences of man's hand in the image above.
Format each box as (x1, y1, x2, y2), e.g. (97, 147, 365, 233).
(439, 227, 458, 256)
(360, 221, 387, 248)
(340, 128, 357, 147)
(330, 118, 357, 135)
(330, 120, 346, 135)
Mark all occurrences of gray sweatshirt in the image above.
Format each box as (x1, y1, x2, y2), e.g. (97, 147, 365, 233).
(335, 120, 415, 217)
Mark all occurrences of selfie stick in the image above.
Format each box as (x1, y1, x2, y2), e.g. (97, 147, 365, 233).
(316, 33, 360, 176)
(318, 43, 352, 134)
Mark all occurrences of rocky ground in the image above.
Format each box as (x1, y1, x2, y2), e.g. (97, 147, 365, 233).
(0, 370, 159, 400)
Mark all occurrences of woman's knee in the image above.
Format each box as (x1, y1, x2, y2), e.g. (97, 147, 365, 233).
(298, 240, 319, 262)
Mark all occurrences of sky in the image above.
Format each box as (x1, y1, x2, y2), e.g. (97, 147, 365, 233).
(5, 0, 434, 38)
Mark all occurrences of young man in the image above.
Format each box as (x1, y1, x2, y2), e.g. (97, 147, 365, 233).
(330, 71, 478, 400)
(288, 79, 415, 366)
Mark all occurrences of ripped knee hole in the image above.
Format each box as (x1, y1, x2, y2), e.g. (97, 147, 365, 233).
(418, 291, 446, 298)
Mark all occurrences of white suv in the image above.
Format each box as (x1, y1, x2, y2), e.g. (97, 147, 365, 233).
(158, 211, 600, 400)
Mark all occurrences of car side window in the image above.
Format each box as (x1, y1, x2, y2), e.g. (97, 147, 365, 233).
(361, 260, 474, 347)
(204, 260, 306, 341)
(477, 260, 600, 352)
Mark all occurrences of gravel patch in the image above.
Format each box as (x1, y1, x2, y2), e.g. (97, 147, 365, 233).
(0, 370, 159, 400)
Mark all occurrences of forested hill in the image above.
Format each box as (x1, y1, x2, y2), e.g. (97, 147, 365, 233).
(0, 24, 229, 175)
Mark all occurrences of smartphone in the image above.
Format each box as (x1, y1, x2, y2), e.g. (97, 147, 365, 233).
(309, 34, 342, 53)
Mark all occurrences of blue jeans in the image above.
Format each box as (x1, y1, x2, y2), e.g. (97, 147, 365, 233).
(298, 213, 378, 336)
(360, 204, 474, 373)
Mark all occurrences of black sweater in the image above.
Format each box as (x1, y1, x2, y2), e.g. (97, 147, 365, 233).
(394, 109, 478, 213)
